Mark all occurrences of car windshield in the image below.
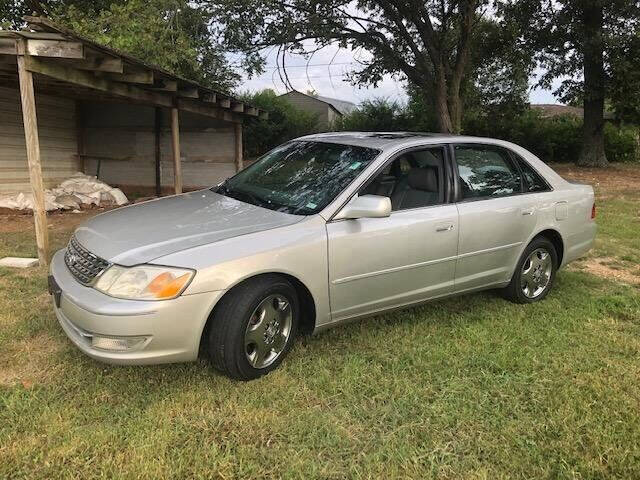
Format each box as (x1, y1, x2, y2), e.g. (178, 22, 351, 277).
(215, 141, 380, 215)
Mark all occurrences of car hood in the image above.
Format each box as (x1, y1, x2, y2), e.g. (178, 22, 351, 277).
(73, 190, 303, 266)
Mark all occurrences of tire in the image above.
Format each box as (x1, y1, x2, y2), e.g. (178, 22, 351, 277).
(207, 275, 299, 381)
(502, 236, 558, 304)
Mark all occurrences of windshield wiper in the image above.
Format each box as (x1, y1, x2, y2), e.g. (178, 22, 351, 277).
(220, 184, 270, 209)
(215, 181, 296, 213)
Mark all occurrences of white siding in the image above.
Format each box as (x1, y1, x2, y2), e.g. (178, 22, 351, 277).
(0, 86, 78, 194)
(82, 102, 237, 189)
(280, 91, 331, 127)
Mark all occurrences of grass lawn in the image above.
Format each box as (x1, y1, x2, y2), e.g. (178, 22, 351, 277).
(0, 165, 639, 479)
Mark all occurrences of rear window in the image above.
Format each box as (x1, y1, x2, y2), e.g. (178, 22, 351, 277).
(514, 155, 551, 192)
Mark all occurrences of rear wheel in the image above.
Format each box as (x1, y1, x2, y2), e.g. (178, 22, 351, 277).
(502, 237, 558, 304)
(207, 275, 299, 380)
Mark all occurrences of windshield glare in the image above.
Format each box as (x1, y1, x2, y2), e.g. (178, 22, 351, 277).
(217, 141, 380, 215)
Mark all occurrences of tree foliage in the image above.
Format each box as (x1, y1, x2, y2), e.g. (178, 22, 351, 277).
(334, 97, 639, 164)
(505, 0, 640, 167)
(0, 0, 240, 91)
(210, 0, 532, 134)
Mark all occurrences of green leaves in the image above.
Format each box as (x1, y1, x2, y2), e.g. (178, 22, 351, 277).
(0, 0, 240, 91)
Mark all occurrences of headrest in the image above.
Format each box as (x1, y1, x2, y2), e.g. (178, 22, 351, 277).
(408, 167, 438, 192)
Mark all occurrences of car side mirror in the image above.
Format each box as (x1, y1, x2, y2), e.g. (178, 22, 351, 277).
(334, 194, 392, 220)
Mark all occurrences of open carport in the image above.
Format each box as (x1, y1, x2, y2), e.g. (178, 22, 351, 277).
(0, 16, 266, 266)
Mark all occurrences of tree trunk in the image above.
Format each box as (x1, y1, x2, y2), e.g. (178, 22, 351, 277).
(433, 71, 454, 133)
(578, 1, 608, 167)
(447, 91, 463, 134)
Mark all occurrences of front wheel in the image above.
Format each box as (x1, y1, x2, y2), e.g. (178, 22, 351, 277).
(502, 237, 558, 304)
(207, 275, 299, 380)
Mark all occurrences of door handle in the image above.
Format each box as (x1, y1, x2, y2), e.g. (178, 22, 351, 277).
(522, 208, 535, 216)
(436, 224, 454, 232)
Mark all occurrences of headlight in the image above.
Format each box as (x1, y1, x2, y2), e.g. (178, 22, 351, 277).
(94, 265, 194, 300)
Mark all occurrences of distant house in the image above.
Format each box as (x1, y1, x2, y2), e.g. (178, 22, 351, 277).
(279, 90, 356, 128)
(531, 104, 616, 121)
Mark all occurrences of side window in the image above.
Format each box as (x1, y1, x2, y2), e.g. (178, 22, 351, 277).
(360, 147, 445, 211)
(455, 145, 522, 200)
(514, 155, 550, 192)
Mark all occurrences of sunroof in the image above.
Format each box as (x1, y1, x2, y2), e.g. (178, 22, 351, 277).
(364, 132, 437, 139)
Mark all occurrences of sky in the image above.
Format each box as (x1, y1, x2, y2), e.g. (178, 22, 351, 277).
(237, 44, 562, 106)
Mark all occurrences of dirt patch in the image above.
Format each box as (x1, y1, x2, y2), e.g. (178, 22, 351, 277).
(572, 257, 640, 286)
(0, 209, 106, 234)
(551, 163, 640, 194)
(0, 333, 65, 388)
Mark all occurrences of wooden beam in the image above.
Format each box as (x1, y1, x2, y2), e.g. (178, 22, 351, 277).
(17, 54, 49, 266)
(76, 101, 85, 173)
(234, 123, 243, 172)
(151, 78, 177, 91)
(245, 106, 258, 116)
(218, 98, 231, 108)
(178, 86, 199, 98)
(170, 107, 182, 194)
(154, 107, 162, 196)
(231, 101, 244, 112)
(176, 98, 241, 123)
(100, 69, 154, 84)
(202, 92, 217, 103)
(24, 56, 173, 108)
(0, 38, 17, 55)
(75, 49, 123, 73)
(26, 39, 83, 59)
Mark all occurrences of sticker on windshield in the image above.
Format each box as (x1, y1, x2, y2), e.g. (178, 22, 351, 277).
(349, 162, 362, 170)
(306, 202, 317, 209)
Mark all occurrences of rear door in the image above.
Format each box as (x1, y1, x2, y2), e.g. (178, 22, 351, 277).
(452, 144, 538, 291)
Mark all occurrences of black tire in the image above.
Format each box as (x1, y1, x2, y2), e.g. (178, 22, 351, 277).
(207, 275, 299, 381)
(502, 236, 558, 304)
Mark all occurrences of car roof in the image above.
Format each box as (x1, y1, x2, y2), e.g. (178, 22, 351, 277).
(296, 131, 481, 151)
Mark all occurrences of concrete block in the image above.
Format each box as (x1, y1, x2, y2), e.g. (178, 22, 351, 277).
(0, 257, 39, 268)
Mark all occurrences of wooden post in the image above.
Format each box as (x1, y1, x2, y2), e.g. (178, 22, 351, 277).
(154, 107, 162, 196)
(75, 100, 85, 173)
(170, 107, 182, 194)
(234, 122, 243, 172)
(17, 54, 49, 266)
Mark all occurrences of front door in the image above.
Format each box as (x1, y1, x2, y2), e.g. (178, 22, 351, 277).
(452, 144, 538, 291)
(326, 146, 459, 322)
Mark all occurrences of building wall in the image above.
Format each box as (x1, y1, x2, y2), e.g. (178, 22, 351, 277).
(280, 91, 331, 128)
(0, 86, 79, 194)
(82, 102, 237, 190)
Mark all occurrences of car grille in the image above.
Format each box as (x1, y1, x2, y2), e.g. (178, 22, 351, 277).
(64, 235, 110, 285)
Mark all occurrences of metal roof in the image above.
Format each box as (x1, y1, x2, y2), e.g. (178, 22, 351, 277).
(280, 90, 357, 115)
(0, 16, 267, 121)
(313, 94, 357, 115)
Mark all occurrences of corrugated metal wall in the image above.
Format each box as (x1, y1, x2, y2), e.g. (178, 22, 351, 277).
(82, 102, 237, 189)
(0, 86, 79, 194)
(0, 89, 237, 194)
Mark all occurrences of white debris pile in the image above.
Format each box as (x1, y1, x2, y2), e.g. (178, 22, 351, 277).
(0, 173, 128, 211)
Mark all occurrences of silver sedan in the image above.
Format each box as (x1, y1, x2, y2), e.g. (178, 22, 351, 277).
(49, 132, 597, 380)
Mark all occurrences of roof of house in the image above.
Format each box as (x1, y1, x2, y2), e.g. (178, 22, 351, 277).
(280, 90, 357, 115)
(0, 16, 267, 121)
(313, 94, 357, 115)
(531, 104, 615, 120)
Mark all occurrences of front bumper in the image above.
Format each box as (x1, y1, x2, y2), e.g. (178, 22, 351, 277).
(50, 249, 224, 365)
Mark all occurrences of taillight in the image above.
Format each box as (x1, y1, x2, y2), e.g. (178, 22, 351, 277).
(591, 202, 596, 219)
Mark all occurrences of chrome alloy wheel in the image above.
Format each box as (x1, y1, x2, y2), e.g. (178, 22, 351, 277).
(521, 248, 553, 299)
(244, 294, 293, 369)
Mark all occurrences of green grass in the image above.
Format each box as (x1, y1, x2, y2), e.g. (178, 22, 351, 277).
(1, 173, 639, 479)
